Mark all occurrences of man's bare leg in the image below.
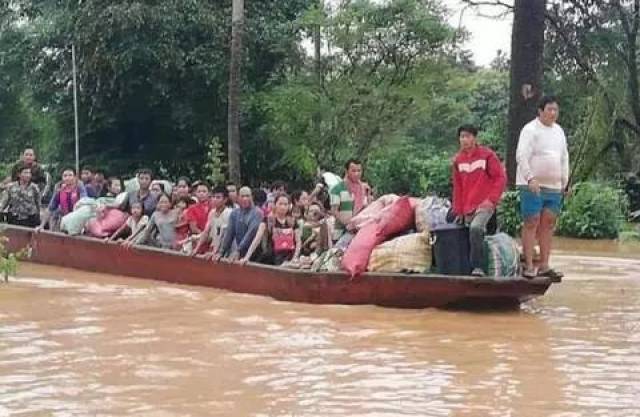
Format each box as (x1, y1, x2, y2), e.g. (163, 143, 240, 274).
(538, 208, 558, 272)
(521, 214, 540, 275)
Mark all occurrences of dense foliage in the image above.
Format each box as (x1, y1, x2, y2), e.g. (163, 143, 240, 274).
(557, 182, 628, 239)
(2, 0, 639, 238)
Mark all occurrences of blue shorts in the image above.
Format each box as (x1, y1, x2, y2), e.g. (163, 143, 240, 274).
(519, 186, 563, 219)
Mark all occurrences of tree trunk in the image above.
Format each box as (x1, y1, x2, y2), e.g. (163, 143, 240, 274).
(506, 0, 545, 186)
(227, 0, 244, 185)
(626, 1, 640, 128)
(312, 0, 323, 143)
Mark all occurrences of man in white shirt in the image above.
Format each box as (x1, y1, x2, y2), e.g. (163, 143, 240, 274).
(516, 96, 569, 280)
(190, 185, 232, 258)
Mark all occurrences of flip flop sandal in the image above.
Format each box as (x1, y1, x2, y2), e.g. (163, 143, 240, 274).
(537, 268, 564, 280)
(522, 269, 537, 279)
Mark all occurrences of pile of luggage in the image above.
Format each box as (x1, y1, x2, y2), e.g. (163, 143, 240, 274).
(327, 194, 520, 278)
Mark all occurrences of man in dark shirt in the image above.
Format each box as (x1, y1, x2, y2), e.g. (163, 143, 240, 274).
(121, 168, 158, 217)
(215, 186, 263, 262)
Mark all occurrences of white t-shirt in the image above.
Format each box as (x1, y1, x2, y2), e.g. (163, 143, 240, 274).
(126, 215, 149, 237)
(516, 118, 570, 190)
(206, 207, 232, 250)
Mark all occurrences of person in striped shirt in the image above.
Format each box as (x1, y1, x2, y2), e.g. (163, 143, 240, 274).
(329, 159, 371, 241)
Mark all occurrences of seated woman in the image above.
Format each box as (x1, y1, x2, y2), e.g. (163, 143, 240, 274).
(288, 202, 332, 269)
(172, 177, 194, 204)
(108, 201, 148, 244)
(241, 193, 301, 266)
(0, 165, 41, 227)
(291, 190, 310, 224)
(127, 193, 178, 250)
(100, 177, 123, 200)
(36, 168, 87, 232)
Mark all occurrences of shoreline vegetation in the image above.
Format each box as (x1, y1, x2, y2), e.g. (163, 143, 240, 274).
(0, 232, 21, 282)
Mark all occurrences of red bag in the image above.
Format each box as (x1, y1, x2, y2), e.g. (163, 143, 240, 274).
(341, 223, 380, 278)
(267, 217, 296, 254)
(272, 227, 295, 254)
(378, 196, 415, 238)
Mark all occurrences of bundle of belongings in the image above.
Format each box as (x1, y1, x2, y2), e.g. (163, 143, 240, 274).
(334, 194, 520, 279)
(60, 193, 129, 237)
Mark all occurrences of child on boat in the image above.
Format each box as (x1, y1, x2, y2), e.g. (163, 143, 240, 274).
(109, 201, 149, 244)
(285, 202, 332, 269)
(174, 196, 195, 252)
(128, 193, 178, 250)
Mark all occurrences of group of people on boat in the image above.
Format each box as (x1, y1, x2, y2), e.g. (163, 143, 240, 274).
(0, 96, 568, 279)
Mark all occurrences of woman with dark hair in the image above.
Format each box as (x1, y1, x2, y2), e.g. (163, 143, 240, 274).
(101, 177, 123, 199)
(36, 167, 87, 232)
(291, 190, 310, 224)
(0, 166, 41, 227)
(172, 177, 192, 203)
(241, 193, 301, 266)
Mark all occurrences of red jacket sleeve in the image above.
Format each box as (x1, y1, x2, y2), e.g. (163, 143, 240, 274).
(452, 160, 463, 216)
(486, 151, 506, 205)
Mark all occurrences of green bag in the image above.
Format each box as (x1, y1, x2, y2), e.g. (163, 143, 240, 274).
(483, 233, 520, 278)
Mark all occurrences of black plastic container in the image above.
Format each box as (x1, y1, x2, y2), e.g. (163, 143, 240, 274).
(431, 224, 472, 275)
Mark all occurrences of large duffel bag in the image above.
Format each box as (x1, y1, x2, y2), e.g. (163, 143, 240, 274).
(368, 232, 431, 273)
(483, 233, 520, 278)
(431, 224, 471, 275)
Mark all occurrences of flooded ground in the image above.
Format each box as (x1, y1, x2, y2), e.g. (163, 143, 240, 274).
(1, 238, 639, 417)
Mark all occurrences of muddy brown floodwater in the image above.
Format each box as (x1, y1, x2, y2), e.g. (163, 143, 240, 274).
(1, 238, 639, 417)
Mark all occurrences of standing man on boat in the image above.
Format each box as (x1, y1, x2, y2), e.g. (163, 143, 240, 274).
(516, 96, 569, 280)
(1, 148, 48, 196)
(214, 186, 264, 263)
(0, 166, 41, 227)
(452, 125, 506, 277)
(329, 159, 371, 242)
(121, 168, 158, 217)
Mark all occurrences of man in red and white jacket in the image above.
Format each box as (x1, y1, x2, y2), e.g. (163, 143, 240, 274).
(452, 125, 506, 276)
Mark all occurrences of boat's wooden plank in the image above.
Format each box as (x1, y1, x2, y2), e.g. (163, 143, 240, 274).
(1, 225, 554, 308)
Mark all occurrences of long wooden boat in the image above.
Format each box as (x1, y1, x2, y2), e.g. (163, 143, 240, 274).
(2, 224, 559, 309)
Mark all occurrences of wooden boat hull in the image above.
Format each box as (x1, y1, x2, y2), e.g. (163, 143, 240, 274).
(2, 225, 557, 309)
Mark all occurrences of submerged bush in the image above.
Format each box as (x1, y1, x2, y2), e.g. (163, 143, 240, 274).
(0, 234, 20, 281)
(557, 182, 628, 239)
(497, 190, 521, 237)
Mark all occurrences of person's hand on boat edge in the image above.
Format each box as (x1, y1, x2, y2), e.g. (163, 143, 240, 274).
(34, 226, 43, 234)
(121, 240, 135, 250)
